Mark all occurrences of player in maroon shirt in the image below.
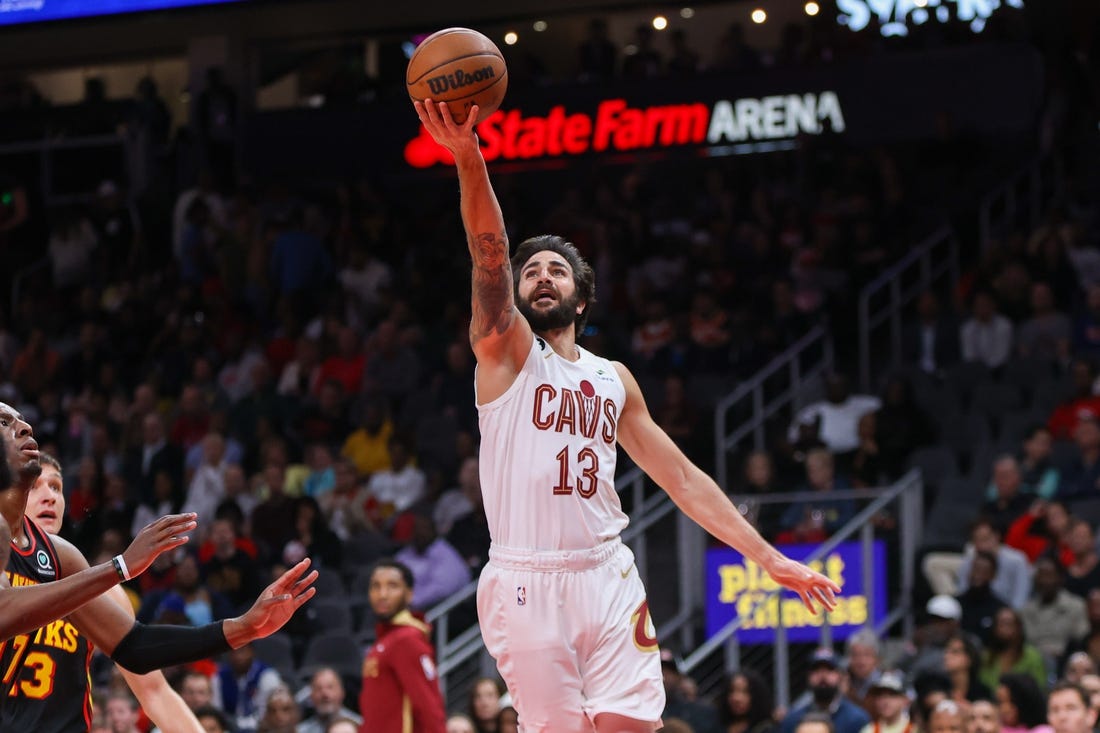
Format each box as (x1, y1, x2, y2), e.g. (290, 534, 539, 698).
(358, 559, 445, 733)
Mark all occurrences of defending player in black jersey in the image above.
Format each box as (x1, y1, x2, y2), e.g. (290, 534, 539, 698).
(8, 453, 205, 732)
(0, 423, 197, 643)
(0, 401, 318, 729)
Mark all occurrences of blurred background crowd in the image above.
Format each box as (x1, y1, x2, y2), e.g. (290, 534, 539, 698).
(0, 0, 1099, 731)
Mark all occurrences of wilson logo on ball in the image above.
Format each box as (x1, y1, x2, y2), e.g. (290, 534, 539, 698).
(425, 66, 497, 95)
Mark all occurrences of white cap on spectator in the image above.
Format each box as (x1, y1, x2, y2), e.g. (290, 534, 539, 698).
(925, 595, 962, 621)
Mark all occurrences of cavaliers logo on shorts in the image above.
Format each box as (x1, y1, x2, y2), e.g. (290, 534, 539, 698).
(631, 600, 658, 653)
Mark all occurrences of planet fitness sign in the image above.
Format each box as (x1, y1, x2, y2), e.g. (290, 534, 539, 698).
(705, 541, 887, 643)
(404, 91, 846, 168)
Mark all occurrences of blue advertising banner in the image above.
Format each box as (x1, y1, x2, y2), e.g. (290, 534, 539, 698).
(705, 541, 887, 643)
(0, 0, 242, 26)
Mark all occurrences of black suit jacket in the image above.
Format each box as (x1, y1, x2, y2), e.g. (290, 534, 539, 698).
(124, 442, 183, 505)
(902, 317, 961, 373)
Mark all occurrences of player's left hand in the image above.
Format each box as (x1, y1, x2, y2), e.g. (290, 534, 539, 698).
(766, 556, 840, 614)
(225, 558, 318, 646)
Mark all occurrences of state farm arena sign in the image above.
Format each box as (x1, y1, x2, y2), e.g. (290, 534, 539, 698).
(404, 92, 845, 168)
(242, 45, 1043, 179)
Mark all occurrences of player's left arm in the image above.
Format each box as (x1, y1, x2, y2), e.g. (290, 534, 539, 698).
(107, 585, 205, 733)
(612, 361, 841, 613)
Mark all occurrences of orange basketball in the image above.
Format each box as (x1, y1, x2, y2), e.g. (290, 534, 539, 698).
(406, 27, 508, 125)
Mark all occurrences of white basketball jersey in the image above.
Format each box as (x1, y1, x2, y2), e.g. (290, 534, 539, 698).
(476, 336, 629, 551)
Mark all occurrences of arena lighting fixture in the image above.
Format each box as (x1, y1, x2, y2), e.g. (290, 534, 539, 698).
(751, 8, 767, 23)
(805, 1, 820, 16)
(504, 31, 518, 45)
(680, 7, 695, 18)
(652, 15, 668, 30)
(533, 20, 547, 31)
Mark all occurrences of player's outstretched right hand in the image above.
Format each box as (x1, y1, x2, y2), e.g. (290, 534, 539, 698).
(121, 513, 197, 579)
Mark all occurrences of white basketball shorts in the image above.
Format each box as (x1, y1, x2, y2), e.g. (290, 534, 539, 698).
(476, 537, 665, 733)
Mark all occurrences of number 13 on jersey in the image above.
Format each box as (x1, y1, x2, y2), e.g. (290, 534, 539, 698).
(552, 446, 600, 498)
(0, 634, 57, 699)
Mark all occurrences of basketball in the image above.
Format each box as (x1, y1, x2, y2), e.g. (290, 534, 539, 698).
(407, 27, 508, 125)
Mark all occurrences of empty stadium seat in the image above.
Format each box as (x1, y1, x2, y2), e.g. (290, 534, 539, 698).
(305, 598, 354, 634)
(1002, 358, 1057, 400)
(905, 445, 960, 487)
(971, 381, 1023, 425)
(1032, 377, 1073, 413)
(939, 411, 993, 463)
(311, 568, 346, 598)
(921, 477, 985, 549)
(299, 632, 365, 680)
(251, 632, 295, 673)
(945, 362, 991, 409)
(967, 442, 999, 484)
(996, 409, 1047, 451)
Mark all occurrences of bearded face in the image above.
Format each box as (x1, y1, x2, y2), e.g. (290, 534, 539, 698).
(517, 287, 582, 332)
(515, 250, 586, 334)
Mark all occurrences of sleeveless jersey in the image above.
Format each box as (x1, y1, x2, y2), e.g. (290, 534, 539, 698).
(477, 337, 629, 550)
(1, 517, 94, 733)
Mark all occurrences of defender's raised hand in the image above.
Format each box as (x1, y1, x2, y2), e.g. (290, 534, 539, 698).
(224, 558, 318, 647)
(121, 513, 197, 578)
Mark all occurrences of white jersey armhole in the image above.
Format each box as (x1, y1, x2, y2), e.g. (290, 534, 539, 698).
(475, 339, 542, 414)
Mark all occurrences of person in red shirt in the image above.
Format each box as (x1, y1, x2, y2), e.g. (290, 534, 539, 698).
(359, 559, 446, 733)
(1047, 360, 1100, 441)
(1005, 500, 1074, 565)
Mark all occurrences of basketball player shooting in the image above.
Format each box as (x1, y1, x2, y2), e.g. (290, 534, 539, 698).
(414, 98, 841, 733)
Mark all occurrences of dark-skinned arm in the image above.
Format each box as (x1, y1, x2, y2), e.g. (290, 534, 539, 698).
(0, 514, 194, 641)
(54, 536, 317, 674)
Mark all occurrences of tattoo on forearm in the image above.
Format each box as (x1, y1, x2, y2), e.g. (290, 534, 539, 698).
(469, 231, 513, 339)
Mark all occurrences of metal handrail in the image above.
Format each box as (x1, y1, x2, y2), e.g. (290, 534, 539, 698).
(857, 226, 959, 391)
(0, 132, 124, 155)
(680, 469, 924, 707)
(978, 154, 1063, 253)
(0, 133, 126, 209)
(714, 324, 833, 490)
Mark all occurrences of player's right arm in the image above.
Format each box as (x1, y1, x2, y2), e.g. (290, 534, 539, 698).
(108, 585, 204, 733)
(59, 535, 316, 674)
(0, 513, 195, 641)
(414, 99, 533, 388)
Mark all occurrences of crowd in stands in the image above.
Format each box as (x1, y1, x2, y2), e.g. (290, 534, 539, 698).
(0, 1, 1094, 731)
